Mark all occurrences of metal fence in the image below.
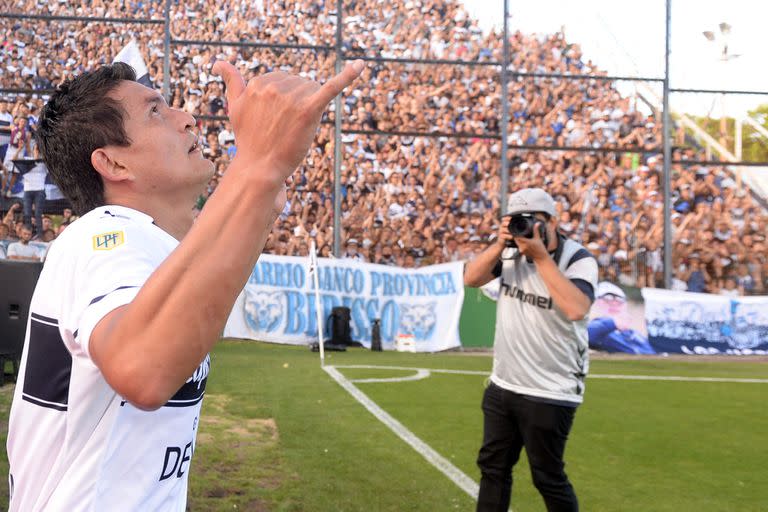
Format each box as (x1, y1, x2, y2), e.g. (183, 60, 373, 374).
(2, 0, 768, 288)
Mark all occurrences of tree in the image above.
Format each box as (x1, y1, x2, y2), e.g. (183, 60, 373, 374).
(682, 104, 768, 162)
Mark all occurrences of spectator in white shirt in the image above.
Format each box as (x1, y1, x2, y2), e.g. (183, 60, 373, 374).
(6, 224, 40, 261)
(22, 146, 47, 234)
(387, 191, 409, 220)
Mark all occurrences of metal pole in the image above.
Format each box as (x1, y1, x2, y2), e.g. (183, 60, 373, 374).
(662, 0, 672, 289)
(500, 0, 510, 215)
(333, 0, 343, 257)
(735, 118, 743, 189)
(162, 0, 170, 102)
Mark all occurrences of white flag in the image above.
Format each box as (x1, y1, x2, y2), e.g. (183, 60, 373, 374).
(308, 240, 318, 276)
(113, 40, 152, 86)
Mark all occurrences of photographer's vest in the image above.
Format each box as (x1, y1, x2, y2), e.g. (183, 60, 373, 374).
(490, 236, 598, 404)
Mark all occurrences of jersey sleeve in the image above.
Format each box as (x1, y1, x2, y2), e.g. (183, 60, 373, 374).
(563, 248, 598, 300)
(62, 220, 162, 360)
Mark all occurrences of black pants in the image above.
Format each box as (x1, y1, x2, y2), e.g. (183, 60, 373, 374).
(476, 382, 578, 512)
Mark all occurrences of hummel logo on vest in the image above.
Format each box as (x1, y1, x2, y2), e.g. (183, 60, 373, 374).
(500, 280, 553, 310)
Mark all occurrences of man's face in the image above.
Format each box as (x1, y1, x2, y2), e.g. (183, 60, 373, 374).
(20, 228, 33, 243)
(105, 81, 213, 198)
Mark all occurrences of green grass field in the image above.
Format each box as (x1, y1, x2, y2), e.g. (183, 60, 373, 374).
(1, 341, 767, 511)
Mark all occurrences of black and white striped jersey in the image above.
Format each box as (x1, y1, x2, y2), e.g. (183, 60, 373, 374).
(8, 205, 208, 512)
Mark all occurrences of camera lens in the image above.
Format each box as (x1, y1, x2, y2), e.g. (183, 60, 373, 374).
(508, 215, 535, 238)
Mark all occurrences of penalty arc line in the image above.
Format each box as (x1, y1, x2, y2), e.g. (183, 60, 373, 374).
(324, 363, 768, 509)
(322, 365, 492, 508)
(349, 369, 431, 383)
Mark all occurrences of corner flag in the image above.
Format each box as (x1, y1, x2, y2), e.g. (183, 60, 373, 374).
(308, 241, 326, 365)
(113, 40, 152, 87)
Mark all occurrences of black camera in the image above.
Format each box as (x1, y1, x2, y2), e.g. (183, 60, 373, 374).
(506, 213, 547, 248)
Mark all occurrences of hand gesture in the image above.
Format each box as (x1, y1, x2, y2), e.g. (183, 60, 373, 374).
(213, 60, 364, 180)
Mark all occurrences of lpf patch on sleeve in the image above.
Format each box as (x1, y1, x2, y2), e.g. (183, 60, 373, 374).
(92, 231, 125, 251)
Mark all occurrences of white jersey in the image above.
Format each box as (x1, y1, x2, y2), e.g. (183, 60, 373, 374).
(490, 237, 598, 405)
(7, 205, 209, 512)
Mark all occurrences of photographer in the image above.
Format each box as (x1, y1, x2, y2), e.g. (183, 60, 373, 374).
(464, 188, 597, 512)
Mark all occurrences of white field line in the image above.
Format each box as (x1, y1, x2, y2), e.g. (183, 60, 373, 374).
(325, 363, 766, 510)
(323, 365, 482, 504)
(349, 369, 431, 383)
(333, 365, 768, 384)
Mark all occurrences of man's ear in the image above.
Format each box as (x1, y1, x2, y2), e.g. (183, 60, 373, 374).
(91, 148, 133, 183)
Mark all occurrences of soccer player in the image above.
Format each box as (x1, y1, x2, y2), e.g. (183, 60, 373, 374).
(7, 59, 363, 510)
(464, 188, 598, 512)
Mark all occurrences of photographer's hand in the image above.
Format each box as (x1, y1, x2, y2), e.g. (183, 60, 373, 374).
(495, 215, 514, 249)
(463, 216, 512, 287)
(513, 221, 548, 262)
(522, 222, 593, 321)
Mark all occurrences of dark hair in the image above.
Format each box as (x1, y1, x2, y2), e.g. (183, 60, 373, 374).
(36, 63, 137, 215)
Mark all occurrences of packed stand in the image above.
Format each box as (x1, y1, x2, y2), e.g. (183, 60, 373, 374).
(0, 0, 765, 294)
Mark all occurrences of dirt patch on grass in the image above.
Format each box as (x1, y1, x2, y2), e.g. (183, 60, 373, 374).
(200, 395, 279, 444)
(241, 498, 272, 511)
(188, 394, 295, 511)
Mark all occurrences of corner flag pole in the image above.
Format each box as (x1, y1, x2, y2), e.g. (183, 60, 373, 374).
(309, 241, 325, 366)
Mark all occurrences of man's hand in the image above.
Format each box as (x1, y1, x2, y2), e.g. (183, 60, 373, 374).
(213, 60, 364, 180)
(513, 221, 549, 262)
(495, 215, 514, 248)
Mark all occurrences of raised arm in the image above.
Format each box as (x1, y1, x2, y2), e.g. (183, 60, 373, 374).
(90, 61, 364, 410)
(464, 217, 512, 287)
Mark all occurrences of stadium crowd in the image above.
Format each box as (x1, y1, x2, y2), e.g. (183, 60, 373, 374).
(1, 0, 766, 295)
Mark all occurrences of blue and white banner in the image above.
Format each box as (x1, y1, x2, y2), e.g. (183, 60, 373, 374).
(642, 288, 768, 355)
(225, 255, 465, 352)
